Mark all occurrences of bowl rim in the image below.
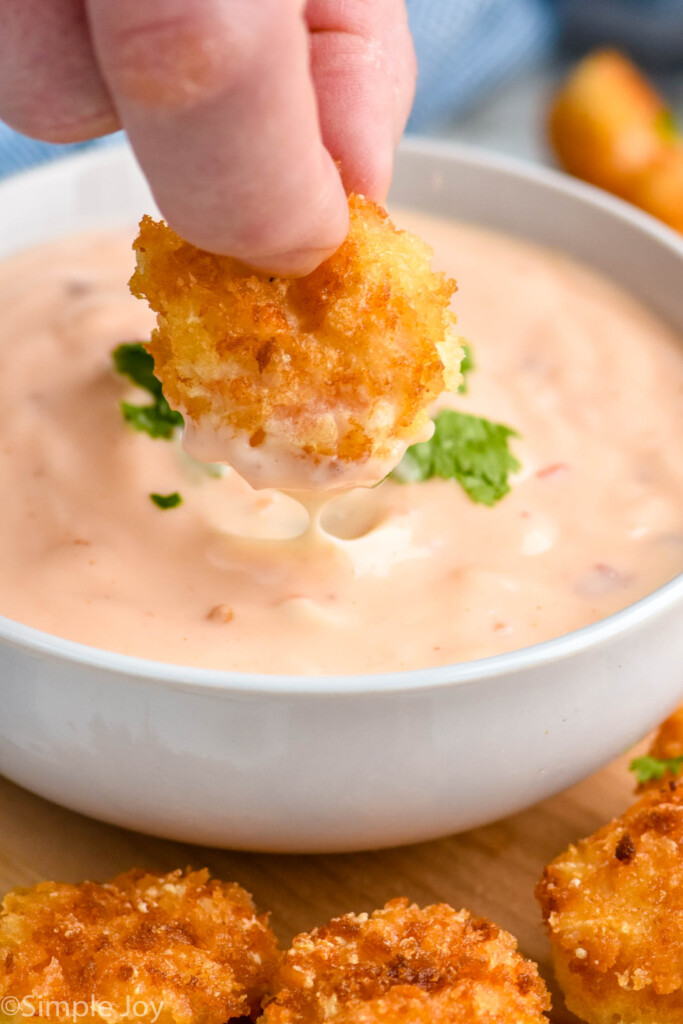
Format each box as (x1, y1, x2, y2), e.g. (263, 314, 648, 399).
(1, 576, 681, 697)
(0, 137, 681, 699)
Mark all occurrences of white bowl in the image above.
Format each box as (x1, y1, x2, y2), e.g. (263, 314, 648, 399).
(0, 141, 681, 853)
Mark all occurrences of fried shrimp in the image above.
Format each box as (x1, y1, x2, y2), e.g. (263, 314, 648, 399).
(260, 898, 550, 1023)
(0, 868, 279, 1024)
(549, 50, 683, 232)
(635, 703, 683, 792)
(646, 704, 683, 763)
(130, 196, 463, 491)
(537, 782, 683, 1024)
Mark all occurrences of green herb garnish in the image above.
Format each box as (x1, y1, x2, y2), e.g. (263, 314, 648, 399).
(113, 342, 165, 396)
(392, 409, 520, 506)
(655, 108, 679, 143)
(458, 344, 475, 393)
(113, 342, 184, 440)
(150, 491, 183, 510)
(629, 754, 683, 785)
(120, 399, 184, 439)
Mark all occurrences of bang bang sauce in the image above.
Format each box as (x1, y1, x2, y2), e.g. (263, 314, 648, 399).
(0, 213, 681, 674)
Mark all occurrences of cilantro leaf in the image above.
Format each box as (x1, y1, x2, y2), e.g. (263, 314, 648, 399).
(120, 399, 183, 440)
(629, 754, 683, 785)
(113, 342, 184, 440)
(113, 342, 164, 398)
(458, 343, 475, 394)
(392, 409, 520, 506)
(150, 491, 183, 510)
(655, 108, 679, 143)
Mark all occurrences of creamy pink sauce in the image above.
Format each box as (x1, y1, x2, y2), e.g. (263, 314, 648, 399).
(0, 215, 681, 675)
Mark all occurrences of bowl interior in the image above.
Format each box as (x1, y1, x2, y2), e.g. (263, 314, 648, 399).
(0, 139, 680, 695)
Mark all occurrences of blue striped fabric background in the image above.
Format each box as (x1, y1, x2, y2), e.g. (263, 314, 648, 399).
(407, 0, 557, 128)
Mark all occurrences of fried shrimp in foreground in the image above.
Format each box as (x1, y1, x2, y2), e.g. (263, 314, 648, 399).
(260, 898, 550, 1023)
(537, 782, 683, 1024)
(0, 868, 279, 1024)
(130, 197, 463, 491)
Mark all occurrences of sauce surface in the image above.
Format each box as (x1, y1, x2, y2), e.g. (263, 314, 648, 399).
(0, 215, 681, 675)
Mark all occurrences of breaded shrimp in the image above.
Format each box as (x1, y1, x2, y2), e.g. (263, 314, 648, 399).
(537, 782, 683, 1024)
(549, 50, 683, 232)
(635, 702, 683, 792)
(630, 147, 683, 233)
(130, 196, 463, 491)
(0, 868, 279, 1024)
(260, 898, 550, 1023)
(647, 704, 683, 763)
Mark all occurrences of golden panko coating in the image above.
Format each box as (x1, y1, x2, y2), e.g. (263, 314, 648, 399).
(260, 898, 550, 1023)
(0, 868, 280, 1024)
(537, 782, 683, 1023)
(630, 146, 683, 234)
(130, 196, 463, 491)
(549, 49, 683, 232)
(647, 703, 683, 762)
(637, 703, 683, 792)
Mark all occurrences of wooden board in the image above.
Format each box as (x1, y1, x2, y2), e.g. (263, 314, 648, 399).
(0, 742, 649, 1024)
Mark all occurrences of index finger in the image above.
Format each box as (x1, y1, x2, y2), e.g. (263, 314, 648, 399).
(86, 0, 349, 274)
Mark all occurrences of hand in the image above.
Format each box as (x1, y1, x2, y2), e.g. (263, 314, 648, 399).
(0, 0, 416, 274)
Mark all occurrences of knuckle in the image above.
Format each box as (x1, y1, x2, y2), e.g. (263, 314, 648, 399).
(105, 10, 263, 111)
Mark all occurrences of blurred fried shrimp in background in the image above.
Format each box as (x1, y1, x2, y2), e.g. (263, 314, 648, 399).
(549, 50, 683, 232)
(537, 782, 683, 1024)
(130, 196, 463, 492)
(630, 147, 683, 233)
(0, 868, 279, 1024)
(260, 898, 550, 1023)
